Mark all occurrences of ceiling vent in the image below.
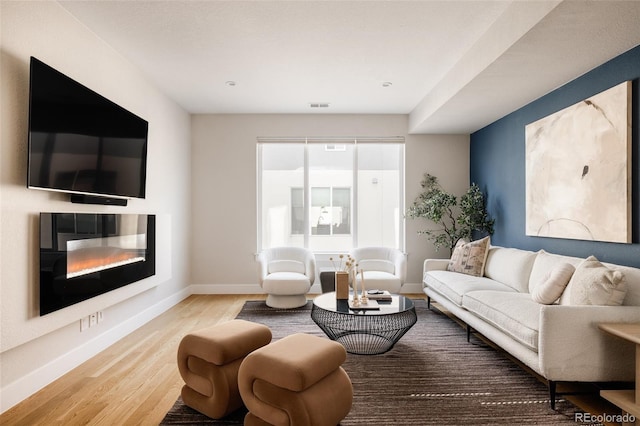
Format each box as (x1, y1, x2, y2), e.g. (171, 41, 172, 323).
(309, 103, 330, 108)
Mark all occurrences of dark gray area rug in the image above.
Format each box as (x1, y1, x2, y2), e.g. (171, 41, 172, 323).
(161, 299, 581, 425)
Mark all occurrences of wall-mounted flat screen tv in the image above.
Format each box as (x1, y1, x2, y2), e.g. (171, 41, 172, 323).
(27, 57, 148, 202)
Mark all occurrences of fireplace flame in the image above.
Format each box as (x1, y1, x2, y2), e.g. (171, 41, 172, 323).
(67, 247, 144, 279)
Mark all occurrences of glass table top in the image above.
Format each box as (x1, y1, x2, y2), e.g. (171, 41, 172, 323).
(313, 291, 415, 315)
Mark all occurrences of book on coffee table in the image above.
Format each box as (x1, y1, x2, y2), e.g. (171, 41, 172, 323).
(349, 299, 380, 310)
(366, 290, 392, 301)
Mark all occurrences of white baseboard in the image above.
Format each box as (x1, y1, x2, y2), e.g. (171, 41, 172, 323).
(190, 283, 262, 294)
(190, 283, 424, 295)
(0, 287, 191, 414)
(189, 283, 324, 294)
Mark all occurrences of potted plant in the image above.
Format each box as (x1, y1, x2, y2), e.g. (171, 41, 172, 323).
(406, 173, 494, 254)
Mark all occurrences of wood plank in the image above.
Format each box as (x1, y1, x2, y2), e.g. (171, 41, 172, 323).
(598, 323, 640, 345)
(601, 390, 640, 418)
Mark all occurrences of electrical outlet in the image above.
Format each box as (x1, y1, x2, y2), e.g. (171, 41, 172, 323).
(80, 317, 89, 332)
(97, 311, 104, 323)
(89, 313, 97, 327)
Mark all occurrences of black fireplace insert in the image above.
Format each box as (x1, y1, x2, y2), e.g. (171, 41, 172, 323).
(39, 213, 155, 315)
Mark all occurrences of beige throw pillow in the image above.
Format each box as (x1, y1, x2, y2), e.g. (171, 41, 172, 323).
(531, 263, 575, 304)
(560, 256, 627, 306)
(447, 236, 490, 277)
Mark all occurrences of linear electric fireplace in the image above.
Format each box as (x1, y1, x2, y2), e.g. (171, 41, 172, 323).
(39, 213, 155, 315)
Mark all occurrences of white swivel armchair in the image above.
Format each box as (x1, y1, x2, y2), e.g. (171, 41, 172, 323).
(257, 247, 316, 308)
(349, 247, 406, 294)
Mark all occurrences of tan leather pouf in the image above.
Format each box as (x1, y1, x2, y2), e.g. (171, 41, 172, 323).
(177, 319, 272, 419)
(239, 333, 353, 426)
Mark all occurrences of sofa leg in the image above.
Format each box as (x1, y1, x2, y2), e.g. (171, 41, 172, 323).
(466, 324, 472, 342)
(427, 296, 431, 310)
(549, 380, 556, 410)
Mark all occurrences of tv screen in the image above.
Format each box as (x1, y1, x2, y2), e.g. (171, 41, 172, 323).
(27, 57, 148, 200)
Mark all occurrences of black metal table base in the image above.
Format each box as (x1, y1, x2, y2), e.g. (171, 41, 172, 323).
(311, 299, 417, 355)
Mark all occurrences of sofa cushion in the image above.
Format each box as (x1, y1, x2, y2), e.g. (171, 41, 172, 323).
(268, 260, 305, 274)
(605, 263, 640, 306)
(463, 291, 541, 352)
(424, 270, 516, 306)
(529, 250, 583, 293)
(358, 259, 395, 274)
(560, 256, 627, 306)
(447, 236, 490, 277)
(483, 246, 538, 293)
(531, 263, 575, 304)
(356, 270, 401, 293)
(262, 272, 310, 294)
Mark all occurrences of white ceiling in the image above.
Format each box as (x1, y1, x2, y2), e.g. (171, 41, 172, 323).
(58, 0, 640, 134)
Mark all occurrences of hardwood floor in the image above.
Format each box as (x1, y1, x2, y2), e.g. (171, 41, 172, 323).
(0, 294, 623, 425)
(0, 295, 252, 426)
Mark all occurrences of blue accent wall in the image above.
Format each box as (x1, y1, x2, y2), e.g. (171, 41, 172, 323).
(470, 44, 640, 268)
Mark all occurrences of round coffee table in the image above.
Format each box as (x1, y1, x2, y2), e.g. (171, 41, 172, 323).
(311, 292, 417, 355)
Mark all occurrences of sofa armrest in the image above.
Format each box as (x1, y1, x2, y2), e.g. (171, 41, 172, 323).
(257, 251, 269, 286)
(304, 251, 316, 285)
(538, 305, 640, 382)
(393, 251, 407, 284)
(423, 259, 449, 273)
(422, 259, 449, 288)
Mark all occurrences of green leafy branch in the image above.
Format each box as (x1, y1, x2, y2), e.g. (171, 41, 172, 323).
(406, 173, 494, 253)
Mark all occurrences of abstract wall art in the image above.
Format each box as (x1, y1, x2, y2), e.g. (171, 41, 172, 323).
(525, 81, 631, 243)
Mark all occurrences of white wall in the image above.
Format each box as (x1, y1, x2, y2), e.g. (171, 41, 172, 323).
(405, 133, 471, 276)
(0, 1, 192, 412)
(190, 114, 469, 292)
(0, 3, 470, 411)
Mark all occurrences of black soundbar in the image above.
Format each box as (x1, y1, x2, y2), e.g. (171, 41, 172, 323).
(70, 194, 128, 206)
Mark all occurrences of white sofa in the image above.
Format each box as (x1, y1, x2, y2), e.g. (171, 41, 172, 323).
(423, 246, 640, 407)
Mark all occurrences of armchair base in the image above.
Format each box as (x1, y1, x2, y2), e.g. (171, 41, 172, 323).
(266, 294, 307, 309)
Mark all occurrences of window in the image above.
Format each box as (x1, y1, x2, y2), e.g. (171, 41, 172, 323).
(304, 187, 351, 236)
(292, 186, 351, 236)
(258, 138, 404, 252)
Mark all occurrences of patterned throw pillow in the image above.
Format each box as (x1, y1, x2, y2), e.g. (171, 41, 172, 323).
(531, 262, 575, 304)
(447, 236, 491, 277)
(559, 255, 627, 306)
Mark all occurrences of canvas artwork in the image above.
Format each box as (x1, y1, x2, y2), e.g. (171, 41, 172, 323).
(525, 81, 631, 243)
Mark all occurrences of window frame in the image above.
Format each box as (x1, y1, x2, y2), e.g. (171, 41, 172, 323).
(257, 137, 404, 253)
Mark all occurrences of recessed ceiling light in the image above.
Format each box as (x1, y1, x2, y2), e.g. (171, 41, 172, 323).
(225, 81, 237, 87)
(382, 82, 392, 87)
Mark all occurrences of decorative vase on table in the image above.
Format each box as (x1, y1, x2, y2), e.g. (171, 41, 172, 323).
(335, 271, 349, 300)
